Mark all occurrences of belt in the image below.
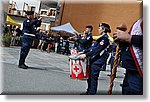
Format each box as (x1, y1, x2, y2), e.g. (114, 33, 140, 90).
(24, 33, 35, 37)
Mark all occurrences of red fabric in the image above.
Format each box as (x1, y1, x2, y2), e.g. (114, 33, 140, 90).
(130, 47, 143, 77)
(140, 21, 143, 33)
(129, 19, 143, 77)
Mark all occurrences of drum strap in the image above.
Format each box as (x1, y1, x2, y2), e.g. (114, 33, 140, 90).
(91, 47, 108, 60)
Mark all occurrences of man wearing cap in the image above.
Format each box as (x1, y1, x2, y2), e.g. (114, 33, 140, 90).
(18, 11, 42, 69)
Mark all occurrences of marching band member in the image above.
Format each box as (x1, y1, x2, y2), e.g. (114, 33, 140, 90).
(79, 23, 111, 95)
(73, 25, 93, 52)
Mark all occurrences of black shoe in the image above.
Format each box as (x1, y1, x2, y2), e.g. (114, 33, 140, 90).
(18, 64, 28, 69)
(120, 84, 123, 87)
(23, 64, 29, 68)
(107, 74, 111, 76)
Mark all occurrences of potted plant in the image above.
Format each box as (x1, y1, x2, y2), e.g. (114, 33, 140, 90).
(1, 33, 12, 47)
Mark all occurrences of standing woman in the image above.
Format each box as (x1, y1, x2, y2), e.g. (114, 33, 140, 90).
(18, 11, 42, 69)
(79, 23, 111, 95)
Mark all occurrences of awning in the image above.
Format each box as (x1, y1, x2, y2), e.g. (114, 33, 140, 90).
(93, 33, 114, 42)
(51, 23, 78, 35)
(6, 16, 21, 26)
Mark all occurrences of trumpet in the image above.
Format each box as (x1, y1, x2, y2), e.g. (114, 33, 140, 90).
(78, 31, 86, 35)
(69, 32, 85, 40)
(69, 36, 77, 40)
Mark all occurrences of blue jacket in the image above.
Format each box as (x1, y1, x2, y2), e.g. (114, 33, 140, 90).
(86, 34, 109, 64)
(77, 33, 93, 51)
(22, 19, 41, 34)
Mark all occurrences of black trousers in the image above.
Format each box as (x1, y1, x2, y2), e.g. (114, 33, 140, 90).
(19, 35, 34, 65)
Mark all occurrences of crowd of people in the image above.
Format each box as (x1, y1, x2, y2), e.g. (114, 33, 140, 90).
(3, 23, 72, 55)
(35, 30, 71, 54)
(3, 23, 22, 46)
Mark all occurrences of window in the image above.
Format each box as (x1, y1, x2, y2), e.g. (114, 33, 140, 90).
(40, 9, 48, 16)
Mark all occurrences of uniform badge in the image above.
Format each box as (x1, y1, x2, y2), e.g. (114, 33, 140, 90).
(87, 36, 90, 40)
(100, 40, 104, 45)
(27, 20, 30, 22)
(92, 43, 94, 46)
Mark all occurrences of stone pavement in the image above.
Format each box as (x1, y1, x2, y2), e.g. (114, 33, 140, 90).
(0, 46, 125, 95)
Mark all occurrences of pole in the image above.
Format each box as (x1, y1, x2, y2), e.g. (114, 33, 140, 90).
(107, 44, 120, 95)
(107, 23, 127, 95)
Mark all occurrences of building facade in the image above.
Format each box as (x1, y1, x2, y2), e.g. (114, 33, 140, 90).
(60, 0, 142, 36)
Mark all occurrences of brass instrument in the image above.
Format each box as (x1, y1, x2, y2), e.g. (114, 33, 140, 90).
(69, 32, 85, 40)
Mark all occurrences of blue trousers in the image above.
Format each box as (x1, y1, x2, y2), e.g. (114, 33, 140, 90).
(86, 57, 107, 94)
(86, 53, 109, 94)
(122, 70, 143, 95)
(19, 35, 34, 65)
(87, 64, 102, 95)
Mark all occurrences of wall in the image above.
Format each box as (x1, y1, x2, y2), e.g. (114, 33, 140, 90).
(61, 1, 142, 36)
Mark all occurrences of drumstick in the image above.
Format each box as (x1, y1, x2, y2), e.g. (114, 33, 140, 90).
(107, 23, 127, 95)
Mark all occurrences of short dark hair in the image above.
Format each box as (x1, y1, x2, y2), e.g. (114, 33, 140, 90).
(86, 25, 93, 32)
(25, 11, 34, 15)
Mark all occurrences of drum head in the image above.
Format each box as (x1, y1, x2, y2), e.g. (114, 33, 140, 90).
(69, 54, 82, 60)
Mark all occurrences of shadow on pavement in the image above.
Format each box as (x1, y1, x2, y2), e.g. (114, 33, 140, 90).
(28, 67, 47, 71)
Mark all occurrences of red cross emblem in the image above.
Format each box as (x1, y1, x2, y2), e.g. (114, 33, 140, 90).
(72, 64, 82, 76)
(74, 66, 79, 72)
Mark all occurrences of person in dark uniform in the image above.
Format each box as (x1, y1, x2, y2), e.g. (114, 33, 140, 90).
(18, 11, 42, 69)
(75, 25, 93, 52)
(63, 39, 70, 55)
(57, 37, 63, 54)
(113, 18, 143, 95)
(79, 23, 111, 95)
